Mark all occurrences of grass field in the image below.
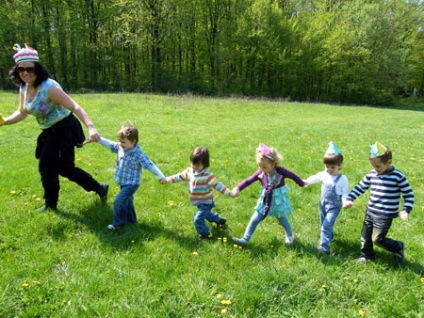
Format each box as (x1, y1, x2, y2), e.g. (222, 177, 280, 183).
(0, 92, 423, 317)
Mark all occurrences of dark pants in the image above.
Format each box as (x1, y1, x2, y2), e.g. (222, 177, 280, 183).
(37, 116, 100, 208)
(360, 212, 403, 259)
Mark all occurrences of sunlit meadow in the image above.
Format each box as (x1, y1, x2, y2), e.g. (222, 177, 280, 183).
(0, 92, 423, 317)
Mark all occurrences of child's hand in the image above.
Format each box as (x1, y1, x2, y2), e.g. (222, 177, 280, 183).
(302, 180, 309, 187)
(160, 178, 167, 185)
(400, 210, 409, 221)
(231, 187, 240, 196)
(343, 201, 353, 209)
(229, 190, 238, 197)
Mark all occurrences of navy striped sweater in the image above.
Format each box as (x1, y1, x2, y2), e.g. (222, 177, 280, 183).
(347, 166, 414, 216)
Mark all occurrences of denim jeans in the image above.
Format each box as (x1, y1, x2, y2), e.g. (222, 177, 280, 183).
(319, 200, 342, 252)
(193, 203, 221, 235)
(112, 184, 140, 227)
(360, 212, 401, 259)
(241, 211, 293, 242)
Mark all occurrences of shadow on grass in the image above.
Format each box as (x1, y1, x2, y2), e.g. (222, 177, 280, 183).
(51, 202, 226, 252)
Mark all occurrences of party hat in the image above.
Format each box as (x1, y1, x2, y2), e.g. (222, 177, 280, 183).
(256, 142, 272, 157)
(325, 141, 340, 155)
(370, 141, 387, 157)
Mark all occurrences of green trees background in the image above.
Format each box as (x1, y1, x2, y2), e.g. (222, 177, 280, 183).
(1, 0, 424, 105)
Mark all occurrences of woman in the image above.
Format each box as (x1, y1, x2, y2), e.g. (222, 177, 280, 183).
(0, 44, 108, 211)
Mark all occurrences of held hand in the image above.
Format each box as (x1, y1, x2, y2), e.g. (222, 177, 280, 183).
(343, 201, 353, 209)
(302, 180, 309, 187)
(229, 190, 238, 197)
(231, 187, 240, 196)
(160, 178, 167, 185)
(400, 210, 409, 221)
(87, 126, 100, 142)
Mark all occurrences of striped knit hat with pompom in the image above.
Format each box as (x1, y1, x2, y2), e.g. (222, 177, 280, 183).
(13, 44, 39, 64)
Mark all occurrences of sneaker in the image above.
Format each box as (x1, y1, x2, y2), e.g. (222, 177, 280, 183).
(232, 237, 248, 245)
(356, 257, 368, 264)
(393, 241, 405, 265)
(36, 204, 57, 212)
(216, 217, 227, 227)
(107, 224, 117, 231)
(98, 184, 109, 202)
(285, 235, 295, 244)
(318, 247, 330, 255)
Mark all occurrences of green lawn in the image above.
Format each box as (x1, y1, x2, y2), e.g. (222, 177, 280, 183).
(0, 92, 423, 317)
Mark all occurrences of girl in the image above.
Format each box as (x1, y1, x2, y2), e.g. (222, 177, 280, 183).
(232, 143, 305, 245)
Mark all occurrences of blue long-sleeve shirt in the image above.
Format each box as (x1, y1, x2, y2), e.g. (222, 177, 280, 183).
(99, 137, 164, 186)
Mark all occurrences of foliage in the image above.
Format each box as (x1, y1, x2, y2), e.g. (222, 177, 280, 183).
(0, 92, 423, 317)
(0, 0, 424, 105)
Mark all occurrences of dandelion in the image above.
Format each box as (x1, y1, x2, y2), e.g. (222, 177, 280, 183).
(10, 190, 16, 194)
(192, 251, 198, 256)
(421, 277, 424, 283)
(36, 197, 41, 201)
(217, 237, 222, 240)
(221, 308, 228, 314)
(220, 300, 231, 305)
(354, 279, 359, 283)
(167, 201, 175, 207)
(343, 277, 349, 281)
(223, 238, 227, 243)
(131, 240, 135, 244)
(358, 309, 365, 316)
(22, 282, 29, 287)
(216, 294, 223, 299)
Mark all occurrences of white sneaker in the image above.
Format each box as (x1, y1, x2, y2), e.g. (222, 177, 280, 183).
(285, 235, 295, 244)
(107, 224, 117, 231)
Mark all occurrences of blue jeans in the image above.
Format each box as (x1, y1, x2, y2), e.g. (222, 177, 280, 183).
(241, 211, 293, 242)
(360, 212, 401, 259)
(193, 203, 221, 235)
(319, 201, 342, 252)
(112, 184, 140, 227)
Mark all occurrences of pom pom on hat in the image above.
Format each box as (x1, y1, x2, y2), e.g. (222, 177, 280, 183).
(13, 43, 39, 64)
(325, 141, 340, 155)
(370, 141, 387, 157)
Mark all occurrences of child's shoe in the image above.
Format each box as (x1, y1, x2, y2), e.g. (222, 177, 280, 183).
(215, 217, 227, 227)
(285, 235, 295, 244)
(318, 247, 330, 255)
(107, 224, 117, 231)
(232, 237, 248, 245)
(393, 241, 405, 265)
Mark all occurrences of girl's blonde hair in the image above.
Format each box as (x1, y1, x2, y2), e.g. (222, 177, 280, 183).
(256, 147, 282, 165)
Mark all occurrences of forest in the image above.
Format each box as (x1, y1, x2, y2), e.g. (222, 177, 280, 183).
(1, 0, 423, 105)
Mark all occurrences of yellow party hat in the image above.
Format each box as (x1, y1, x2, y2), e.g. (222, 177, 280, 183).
(370, 141, 387, 157)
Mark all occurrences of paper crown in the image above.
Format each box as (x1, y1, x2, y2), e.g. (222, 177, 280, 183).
(256, 142, 272, 158)
(325, 141, 340, 155)
(370, 141, 387, 157)
(13, 44, 39, 64)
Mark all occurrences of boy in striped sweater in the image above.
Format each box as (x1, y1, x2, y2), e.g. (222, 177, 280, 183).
(161, 147, 237, 239)
(343, 142, 414, 264)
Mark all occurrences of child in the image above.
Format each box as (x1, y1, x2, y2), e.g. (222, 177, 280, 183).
(303, 142, 349, 255)
(343, 142, 414, 264)
(232, 143, 305, 245)
(160, 146, 236, 239)
(97, 123, 165, 230)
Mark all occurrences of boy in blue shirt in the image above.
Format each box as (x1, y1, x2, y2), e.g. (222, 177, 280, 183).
(97, 123, 165, 230)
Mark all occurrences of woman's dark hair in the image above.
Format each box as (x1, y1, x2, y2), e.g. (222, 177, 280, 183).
(9, 62, 51, 88)
(190, 147, 210, 168)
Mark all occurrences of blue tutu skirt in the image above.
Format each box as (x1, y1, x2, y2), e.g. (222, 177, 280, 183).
(254, 185, 293, 218)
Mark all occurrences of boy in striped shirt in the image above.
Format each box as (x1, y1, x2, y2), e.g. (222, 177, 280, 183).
(343, 142, 414, 264)
(161, 147, 237, 239)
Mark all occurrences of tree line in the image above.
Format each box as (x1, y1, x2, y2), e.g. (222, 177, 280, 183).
(1, 0, 423, 105)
